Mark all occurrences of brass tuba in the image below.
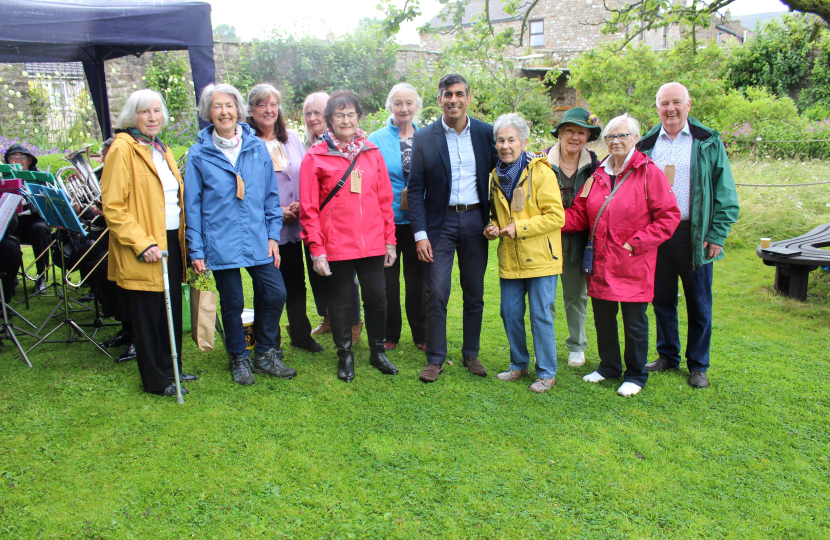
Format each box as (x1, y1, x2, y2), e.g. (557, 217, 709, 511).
(55, 145, 102, 218)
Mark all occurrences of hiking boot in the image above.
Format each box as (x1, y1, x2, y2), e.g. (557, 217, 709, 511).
(252, 348, 297, 379)
(496, 369, 528, 382)
(529, 377, 556, 393)
(463, 357, 487, 377)
(230, 356, 256, 386)
(689, 371, 709, 388)
(645, 355, 678, 372)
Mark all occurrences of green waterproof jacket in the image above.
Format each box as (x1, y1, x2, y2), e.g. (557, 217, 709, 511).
(637, 116, 740, 267)
(546, 142, 599, 267)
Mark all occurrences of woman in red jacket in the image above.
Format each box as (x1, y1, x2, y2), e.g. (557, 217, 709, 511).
(299, 90, 398, 382)
(563, 113, 680, 397)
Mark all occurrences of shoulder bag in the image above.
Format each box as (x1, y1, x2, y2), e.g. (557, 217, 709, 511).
(582, 169, 633, 274)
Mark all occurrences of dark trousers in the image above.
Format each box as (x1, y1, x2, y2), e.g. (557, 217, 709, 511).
(0, 237, 22, 300)
(17, 213, 50, 276)
(214, 262, 286, 358)
(591, 298, 649, 387)
(304, 243, 361, 326)
(652, 227, 714, 373)
(384, 223, 426, 344)
(328, 256, 386, 335)
(424, 210, 488, 364)
(125, 232, 182, 394)
(274, 241, 312, 346)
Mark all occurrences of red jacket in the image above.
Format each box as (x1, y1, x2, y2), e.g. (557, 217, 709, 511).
(299, 140, 396, 262)
(562, 149, 680, 303)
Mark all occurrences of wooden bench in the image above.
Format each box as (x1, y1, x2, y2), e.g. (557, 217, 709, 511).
(756, 223, 830, 301)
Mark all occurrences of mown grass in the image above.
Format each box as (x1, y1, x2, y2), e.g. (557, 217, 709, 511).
(1, 157, 829, 539)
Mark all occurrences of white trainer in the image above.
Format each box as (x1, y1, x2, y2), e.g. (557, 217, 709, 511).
(567, 351, 585, 367)
(582, 371, 605, 383)
(617, 382, 642, 397)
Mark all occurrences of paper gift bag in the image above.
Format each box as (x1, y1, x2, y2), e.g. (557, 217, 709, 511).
(190, 288, 217, 351)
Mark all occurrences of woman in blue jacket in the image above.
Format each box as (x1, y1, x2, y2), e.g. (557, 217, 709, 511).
(368, 83, 426, 351)
(185, 83, 293, 386)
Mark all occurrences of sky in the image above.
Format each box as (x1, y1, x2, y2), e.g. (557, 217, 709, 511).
(204, 0, 790, 44)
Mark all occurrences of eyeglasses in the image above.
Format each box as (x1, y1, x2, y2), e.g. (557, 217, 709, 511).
(604, 133, 631, 142)
(333, 112, 358, 121)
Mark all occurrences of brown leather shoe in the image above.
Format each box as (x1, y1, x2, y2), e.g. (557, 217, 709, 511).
(311, 317, 331, 336)
(463, 357, 487, 377)
(689, 371, 709, 388)
(645, 355, 677, 372)
(419, 362, 443, 383)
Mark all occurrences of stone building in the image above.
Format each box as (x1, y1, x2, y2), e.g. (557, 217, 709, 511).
(419, 0, 749, 109)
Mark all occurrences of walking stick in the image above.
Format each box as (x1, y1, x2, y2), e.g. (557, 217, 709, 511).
(160, 250, 184, 404)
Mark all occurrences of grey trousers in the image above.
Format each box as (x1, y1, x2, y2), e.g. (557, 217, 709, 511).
(555, 233, 588, 353)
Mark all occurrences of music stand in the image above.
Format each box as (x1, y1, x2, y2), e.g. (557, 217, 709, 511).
(22, 184, 110, 360)
(16, 173, 62, 302)
(0, 193, 36, 367)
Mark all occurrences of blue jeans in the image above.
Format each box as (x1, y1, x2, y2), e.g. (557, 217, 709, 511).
(213, 263, 287, 358)
(499, 275, 558, 379)
(652, 227, 714, 373)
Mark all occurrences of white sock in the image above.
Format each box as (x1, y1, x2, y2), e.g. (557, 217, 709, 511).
(583, 371, 605, 383)
(617, 382, 642, 396)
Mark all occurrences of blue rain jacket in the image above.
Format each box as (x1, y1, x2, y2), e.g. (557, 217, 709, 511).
(368, 117, 418, 224)
(185, 123, 282, 271)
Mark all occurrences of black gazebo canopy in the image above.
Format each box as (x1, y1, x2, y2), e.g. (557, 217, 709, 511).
(0, 0, 216, 137)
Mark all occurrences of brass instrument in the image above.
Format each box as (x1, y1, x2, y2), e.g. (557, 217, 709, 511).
(55, 145, 102, 219)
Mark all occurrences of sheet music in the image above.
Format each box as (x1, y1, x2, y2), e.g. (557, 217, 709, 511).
(0, 192, 22, 237)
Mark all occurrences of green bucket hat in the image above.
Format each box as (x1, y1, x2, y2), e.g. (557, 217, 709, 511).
(551, 107, 601, 142)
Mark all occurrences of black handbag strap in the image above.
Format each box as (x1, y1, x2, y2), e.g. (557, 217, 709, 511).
(589, 169, 633, 243)
(320, 148, 364, 211)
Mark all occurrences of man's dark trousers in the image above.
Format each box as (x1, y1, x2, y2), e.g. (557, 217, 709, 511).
(652, 227, 713, 373)
(424, 209, 488, 365)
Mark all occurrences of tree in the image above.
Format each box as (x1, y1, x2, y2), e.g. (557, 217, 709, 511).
(601, 0, 830, 50)
(213, 24, 239, 41)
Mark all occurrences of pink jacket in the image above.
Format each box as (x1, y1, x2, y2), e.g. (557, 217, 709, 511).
(299, 140, 396, 262)
(562, 149, 680, 303)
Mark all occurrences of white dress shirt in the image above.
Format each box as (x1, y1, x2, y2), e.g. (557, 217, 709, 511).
(651, 121, 693, 220)
(414, 115, 478, 242)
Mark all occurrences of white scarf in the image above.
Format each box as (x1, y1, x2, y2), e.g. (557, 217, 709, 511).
(212, 125, 243, 166)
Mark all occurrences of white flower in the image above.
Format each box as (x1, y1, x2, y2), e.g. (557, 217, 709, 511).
(86, 120, 92, 126)
(7, 103, 13, 109)
(20, 120, 25, 125)
(21, 71, 27, 77)
(170, 117, 175, 122)
(111, 67, 117, 74)
(141, 76, 146, 81)
(34, 128, 39, 134)
(15, 91, 21, 98)
(132, 84, 137, 89)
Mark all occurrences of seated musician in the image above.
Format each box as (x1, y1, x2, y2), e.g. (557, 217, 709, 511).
(4, 144, 50, 293)
(1, 213, 22, 301)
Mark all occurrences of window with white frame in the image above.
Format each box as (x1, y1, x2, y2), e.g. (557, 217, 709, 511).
(529, 20, 544, 47)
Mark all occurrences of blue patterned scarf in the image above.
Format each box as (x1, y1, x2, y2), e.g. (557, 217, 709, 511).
(496, 152, 529, 202)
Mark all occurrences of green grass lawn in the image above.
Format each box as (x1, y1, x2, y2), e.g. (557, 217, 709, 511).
(1, 157, 829, 539)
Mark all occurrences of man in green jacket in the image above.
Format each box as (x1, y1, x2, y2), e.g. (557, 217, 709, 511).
(636, 82, 739, 388)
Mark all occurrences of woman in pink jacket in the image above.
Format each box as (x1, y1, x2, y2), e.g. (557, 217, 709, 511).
(299, 90, 398, 382)
(563, 113, 680, 397)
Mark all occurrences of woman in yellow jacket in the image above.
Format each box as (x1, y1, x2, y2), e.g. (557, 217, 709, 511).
(484, 113, 565, 393)
(101, 89, 193, 397)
